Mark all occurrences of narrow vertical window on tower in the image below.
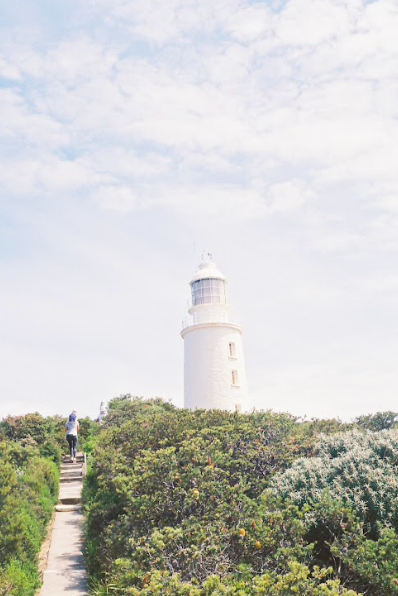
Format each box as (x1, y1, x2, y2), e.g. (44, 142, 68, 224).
(229, 342, 237, 358)
(231, 370, 239, 386)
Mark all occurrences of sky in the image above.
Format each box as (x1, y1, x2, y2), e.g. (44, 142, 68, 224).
(1, 0, 398, 421)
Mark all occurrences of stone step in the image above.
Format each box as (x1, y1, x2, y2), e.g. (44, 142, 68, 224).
(60, 472, 82, 479)
(60, 475, 82, 483)
(60, 483, 82, 492)
(62, 455, 84, 463)
(60, 469, 82, 477)
(59, 496, 82, 505)
(61, 458, 83, 464)
(60, 470, 82, 477)
(54, 504, 82, 512)
(61, 460, 84, 466)
(60, 485, 82, 497)
(60, 464, 83, 472)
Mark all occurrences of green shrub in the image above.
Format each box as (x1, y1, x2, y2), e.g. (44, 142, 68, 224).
(354, 411, 398, 431)
(270, 430, 398, 595)
(0, 560, 40, 596)
(271, 429, 398, 533)
(0, 423, 60, 596)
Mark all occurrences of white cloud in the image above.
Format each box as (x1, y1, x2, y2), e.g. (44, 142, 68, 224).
(0, 88, 67, 148)
(94, 185, 140, 212)
(275, 0, 352, 46)
(2, 0, 396, 205)
(0, 57, 21, 80)
(82, 148, 172, 179)
(226, 5, 272, 42)
(376, 194, 398, 214)
(2, 0, 398, 223)
(44, 38, 118, 85)
(0, 155, 109, 197)
(361, 0, 398, 53)
(90, 0, 242, 43)
(267, 180, 317, 213)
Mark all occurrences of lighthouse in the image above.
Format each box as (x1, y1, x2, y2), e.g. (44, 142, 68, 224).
(181, 256, 248, 412)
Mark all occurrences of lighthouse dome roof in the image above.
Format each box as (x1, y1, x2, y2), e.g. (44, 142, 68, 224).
(190, 258, 226, 284)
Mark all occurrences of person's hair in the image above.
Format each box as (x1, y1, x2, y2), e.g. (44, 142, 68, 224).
(69, 414, 77, 422)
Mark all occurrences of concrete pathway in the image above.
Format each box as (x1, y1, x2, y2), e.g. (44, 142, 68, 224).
(38, 454, 89, 596)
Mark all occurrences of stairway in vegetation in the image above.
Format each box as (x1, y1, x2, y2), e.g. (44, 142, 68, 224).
(38, 454, 89, 596)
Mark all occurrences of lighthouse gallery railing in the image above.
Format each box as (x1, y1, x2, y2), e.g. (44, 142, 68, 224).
(182, 309, 241, 330)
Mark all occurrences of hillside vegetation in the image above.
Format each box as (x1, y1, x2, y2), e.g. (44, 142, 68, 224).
(0, 412, 95, 596)
(0, 415, 60, 596)
(2, 402, 397, 595)
(83, 397, 398, 595)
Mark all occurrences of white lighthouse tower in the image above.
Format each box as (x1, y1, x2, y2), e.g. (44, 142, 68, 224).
(181, 256, 248, 412)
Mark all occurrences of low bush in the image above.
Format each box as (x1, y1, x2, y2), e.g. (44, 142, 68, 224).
(272, 429, 398, 532)
(271, 429, 398, 594)
(0, 429, 60, 595)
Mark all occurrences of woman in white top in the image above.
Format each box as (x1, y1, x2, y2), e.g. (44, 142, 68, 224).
(65, 410, 80, 463)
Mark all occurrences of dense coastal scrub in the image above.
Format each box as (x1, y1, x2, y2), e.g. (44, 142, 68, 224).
(83, 397, 398, 596)
(0, 436, 59, 594)
(0, 412, 96, 595)
(1, 403, 397, 595)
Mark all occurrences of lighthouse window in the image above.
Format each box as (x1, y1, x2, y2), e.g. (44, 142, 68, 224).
(191, 278, 227, 306)
(229, 342, 237, 358)
(232, 370, 239, 386)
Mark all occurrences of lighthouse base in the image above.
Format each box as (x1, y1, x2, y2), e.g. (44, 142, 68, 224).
(182, 322, 248, 412)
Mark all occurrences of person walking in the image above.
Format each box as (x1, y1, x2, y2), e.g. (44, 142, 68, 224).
(65, 410, 80, 463)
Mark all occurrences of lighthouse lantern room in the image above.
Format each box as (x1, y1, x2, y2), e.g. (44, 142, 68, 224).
(181, 256, 248, 412)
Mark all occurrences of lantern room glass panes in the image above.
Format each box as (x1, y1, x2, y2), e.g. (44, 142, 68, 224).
(191, 278, 227, 306)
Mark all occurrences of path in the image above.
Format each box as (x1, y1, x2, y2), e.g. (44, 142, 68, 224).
(38, 454, 89, 596)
